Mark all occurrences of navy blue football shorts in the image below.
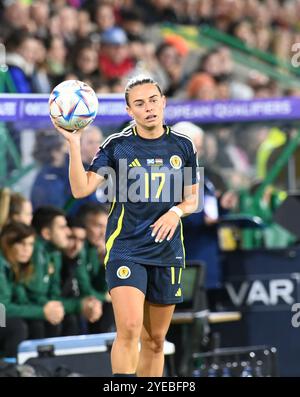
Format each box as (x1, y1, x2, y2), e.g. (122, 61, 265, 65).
(106, 261, 184, 305)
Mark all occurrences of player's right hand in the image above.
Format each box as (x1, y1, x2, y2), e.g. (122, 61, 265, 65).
(50, 116, 85, 142)
(151, 211, 180, 243)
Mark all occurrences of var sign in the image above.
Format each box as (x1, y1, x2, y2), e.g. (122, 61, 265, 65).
(225, 278, 297, 309)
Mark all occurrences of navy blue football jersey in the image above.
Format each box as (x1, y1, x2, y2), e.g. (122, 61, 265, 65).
(88, 125, 199, 268)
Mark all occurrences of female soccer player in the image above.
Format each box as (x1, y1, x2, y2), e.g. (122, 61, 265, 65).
(52, 76, 199, 377)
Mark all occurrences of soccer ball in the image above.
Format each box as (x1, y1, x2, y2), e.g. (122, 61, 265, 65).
(49, 80, 99, 131)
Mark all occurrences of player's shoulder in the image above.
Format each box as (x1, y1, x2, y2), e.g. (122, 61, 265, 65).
(168, 127, 197, 154)
(101, 125, 134, 149)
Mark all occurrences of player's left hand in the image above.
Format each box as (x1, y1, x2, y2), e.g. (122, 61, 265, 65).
(151, 211, 180, 243)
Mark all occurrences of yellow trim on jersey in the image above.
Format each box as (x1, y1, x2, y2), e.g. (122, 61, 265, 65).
(133, 126, 137, 135)
(108, 198, 116, 217)
(166, 126, 170, 135)
(104, 204, 125, 267)
(171, 266, 175, 285)
(135, 158, 141, 166)
(180, 220, 186, 268)
(178, 268, 182, 284)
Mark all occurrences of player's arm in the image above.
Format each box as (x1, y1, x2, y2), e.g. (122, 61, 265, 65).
(151, 183, 199, 243)
(51, 120, 105, 198)
(177, 183, 199, 218)
(68, 137, 105, 198)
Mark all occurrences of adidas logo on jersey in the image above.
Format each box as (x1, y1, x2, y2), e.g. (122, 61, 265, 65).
(129, 158, 142, 167)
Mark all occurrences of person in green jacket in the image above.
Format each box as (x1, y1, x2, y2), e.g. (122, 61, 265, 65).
(0, 222, 63, 356)
(78, 203, 115, 333)
(31, 206, 102, 336)
(61, 216, 103, 334)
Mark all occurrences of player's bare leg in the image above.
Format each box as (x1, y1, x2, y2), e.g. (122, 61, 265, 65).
(137, 302, 175, 377)
(110, 286, 145, 375)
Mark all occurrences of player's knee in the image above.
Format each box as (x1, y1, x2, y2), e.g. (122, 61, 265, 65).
(142, 333, 165, 354)
(119, 318, 142, 340)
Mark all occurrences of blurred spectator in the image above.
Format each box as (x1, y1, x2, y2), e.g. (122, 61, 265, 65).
(229, 20, 257, 48)
(78, 203, 115, 333)
(197, 0, 214, 24)
(256, 126, 286, 179)
(31, 206, 101, 336)
(31, 37, 52, 93)
(172, 0, 203, 24)
(30, 130, 69, 210)
(72, 40, 101, 82)
(199, 49, 223, 79)
(186, 73, 217, 100)
(255, 25, 272, 52)
(213, 0, 244, 32)
(58, 6, 79, 48)
(138, 0, 178, 24)
(8, 191, 33, 226)
(273, 28, 293, 61)
(99, 26, 135, 81)
(81, 126, 104, 164)
(246, 70, 279, 98)
(61, 216, 103, 335)
(0, 222, 64, 354)
(46, 36, 67, 86)
(216, 46, 233, 76)
(94, 2, 116, 33)
(1, 0, 31, 32)
(31, 125, 105, 213)
(0, 189, 33, 230)
(120, 8, 145, 41)
(5, 30, 40, 93)
(77, 9, 95, 39)
(155, 42, 189, 97)
(30, 1, 50, 40)
(216, 75, 231, 100)
(29, 207, 68, 337)
(215, 127, 237, 169)
(130, 40, 162, 83)
(202, 133, 219, 168)
(199, 47, 254, 100)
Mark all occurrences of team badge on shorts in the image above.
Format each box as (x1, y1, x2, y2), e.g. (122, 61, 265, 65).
(117, 266, 131, 279)
(170, 155, 182, 169)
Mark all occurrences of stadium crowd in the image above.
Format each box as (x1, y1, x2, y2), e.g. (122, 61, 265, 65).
(1, 0, 300, 98)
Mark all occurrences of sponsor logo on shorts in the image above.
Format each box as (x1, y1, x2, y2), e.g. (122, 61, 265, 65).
(175, 288, 182, 297)
(117, 266, 131, 279)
